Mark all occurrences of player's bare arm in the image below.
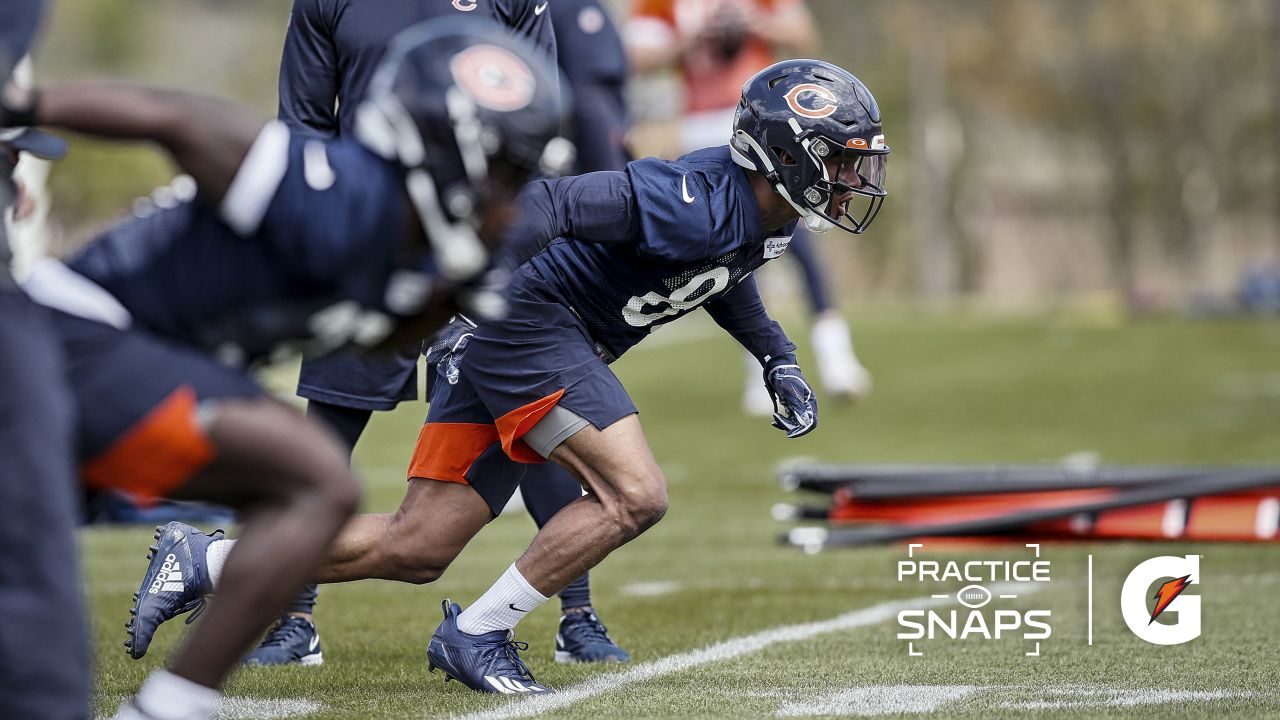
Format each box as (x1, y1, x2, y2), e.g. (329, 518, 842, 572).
(29, 82, 261, 201)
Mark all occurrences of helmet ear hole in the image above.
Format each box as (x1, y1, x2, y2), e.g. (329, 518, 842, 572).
(773, 147, 798, 166)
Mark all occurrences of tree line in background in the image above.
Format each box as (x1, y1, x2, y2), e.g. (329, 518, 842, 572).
(32, 0, 1280, 309)
(805, 0, 1280, 309)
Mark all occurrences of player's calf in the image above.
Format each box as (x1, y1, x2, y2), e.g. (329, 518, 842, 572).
(123, 397, 358, 687)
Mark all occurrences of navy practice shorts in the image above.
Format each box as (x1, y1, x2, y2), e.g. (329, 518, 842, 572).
(406, 282, 636, 515)
(51, 310, 262, 499)
(297, 345, 419, 411)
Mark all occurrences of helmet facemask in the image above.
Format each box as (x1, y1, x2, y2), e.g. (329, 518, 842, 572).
(791, 124, 887, 234)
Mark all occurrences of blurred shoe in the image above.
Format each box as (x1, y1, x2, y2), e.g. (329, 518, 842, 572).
(554, 609, 631, 663)
(124, 521, 222, 659)
(242, 615, 323, 667)
(427, 600, 553, 695)
(811, 313, 872, 401)
(742, 351, 775, 417)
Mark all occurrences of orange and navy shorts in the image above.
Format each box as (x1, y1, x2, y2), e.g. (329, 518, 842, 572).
(407, 293, 637, 516)
(51, 310, 262, 501)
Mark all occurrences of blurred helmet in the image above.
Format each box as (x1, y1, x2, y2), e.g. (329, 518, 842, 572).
(354, 18, 573, 281)
(730, 59, 889, 234)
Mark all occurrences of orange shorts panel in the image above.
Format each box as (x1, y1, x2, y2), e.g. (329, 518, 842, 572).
(81, 385, 216, 500)
(494, 389, 565, 464)
(407, 422, 501, 484)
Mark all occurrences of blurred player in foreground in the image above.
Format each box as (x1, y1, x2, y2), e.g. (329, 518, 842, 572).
(127, 58, 889, 696)
(7, 20, 567, 719)
(259, 0, 627, 666)
(627, 0, 874, 411)
(0, 5, 90, 712)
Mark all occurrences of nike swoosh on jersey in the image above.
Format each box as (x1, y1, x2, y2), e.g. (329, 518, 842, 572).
(681, 175, 695, 203)
(534, 3, 548, 15)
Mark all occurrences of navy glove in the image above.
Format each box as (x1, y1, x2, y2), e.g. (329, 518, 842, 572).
(423, 314, 477, 385)
(763, 354, 818, 439)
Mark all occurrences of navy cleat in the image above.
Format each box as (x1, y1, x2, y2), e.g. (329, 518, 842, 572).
(124, 521, 223, 659)
(426, 600, 554, 695)
(242, 615, 323, 667)
(554, 609, 631, 663)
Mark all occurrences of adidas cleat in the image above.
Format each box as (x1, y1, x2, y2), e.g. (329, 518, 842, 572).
(124, 521, 223, 659)
(242, 615, 323, 667)
(554, 609, 631, 663)
(426, 600, 554, 695)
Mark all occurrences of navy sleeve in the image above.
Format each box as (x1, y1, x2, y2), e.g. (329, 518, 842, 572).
(0, 0, 43, 61)
(703, 275, 797, 365)
(499, 171, 639, 269)
(496, 0, 558, 64)
(277, 0, 340, 137)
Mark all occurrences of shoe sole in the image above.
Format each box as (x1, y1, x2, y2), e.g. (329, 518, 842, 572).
(123, 525, 176, 659)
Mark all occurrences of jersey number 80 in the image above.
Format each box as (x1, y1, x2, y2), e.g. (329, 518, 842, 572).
(622, 267, 730, 328)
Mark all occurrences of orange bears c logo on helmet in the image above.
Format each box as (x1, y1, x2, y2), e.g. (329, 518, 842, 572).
(784, 83, 838, 119)
(449, 45, 536, 112)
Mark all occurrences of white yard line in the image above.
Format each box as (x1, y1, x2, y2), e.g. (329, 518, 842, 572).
(100, 697, 324, 720)
(213, 698, 325, 719)
(454, 582, 1039, 720)
(777, 685, 982, 717)
(619, 580, 684, 597)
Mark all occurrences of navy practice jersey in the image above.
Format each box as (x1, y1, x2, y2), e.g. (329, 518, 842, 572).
(512, 145, 797, 363)
(66, 123, 419, 363)
(278, 0, 556, 138)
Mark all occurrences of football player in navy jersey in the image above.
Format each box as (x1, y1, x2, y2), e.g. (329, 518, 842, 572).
(255, 0, 628, 666)
(121, 58, 889, 696)
(420, 58, 888, 695)
(5, 20, 569, 719)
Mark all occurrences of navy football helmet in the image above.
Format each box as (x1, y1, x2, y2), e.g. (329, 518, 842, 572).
(730, 59, 889, 234)
(354, 19, 573, 281)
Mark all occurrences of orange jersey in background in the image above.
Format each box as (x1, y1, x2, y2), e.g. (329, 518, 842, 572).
(630, 0, 803, 114)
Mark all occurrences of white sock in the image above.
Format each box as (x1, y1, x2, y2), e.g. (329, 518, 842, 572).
(456, 563, 548, 635)
(205, 538, 235, 589)
(130, 669, 219, 720)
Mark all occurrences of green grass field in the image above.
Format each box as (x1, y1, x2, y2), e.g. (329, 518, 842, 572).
(84, 311, 1280, 718)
